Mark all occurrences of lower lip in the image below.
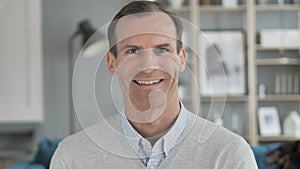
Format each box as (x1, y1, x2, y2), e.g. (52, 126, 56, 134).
(132, 80, 163, 90)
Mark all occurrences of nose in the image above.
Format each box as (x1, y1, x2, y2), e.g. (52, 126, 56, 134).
(137, 49, 158, 73)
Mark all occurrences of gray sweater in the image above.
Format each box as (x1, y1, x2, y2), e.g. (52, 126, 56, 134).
(50, 112, 258, 169)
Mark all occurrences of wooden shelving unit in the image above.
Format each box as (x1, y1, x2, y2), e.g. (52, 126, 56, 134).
(169, 0, 300, 146)
(259, 135, 300, 142)
(254, 2, 300, 145)
(256, 45, 300, 51)
(255, 4, 300, 11)
(256, 58, 300, 65)
(201, 95, 249, 102)
(199, 5, 247, 11)
(258, 95, 300, 101)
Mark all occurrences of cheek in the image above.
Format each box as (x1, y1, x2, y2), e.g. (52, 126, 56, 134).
(162, 73, 178, 91)
(116, 57, 137, 75)
(158, 55, 182, 74)
(161, 65, 180, 83)
(116, 59, 140, 89)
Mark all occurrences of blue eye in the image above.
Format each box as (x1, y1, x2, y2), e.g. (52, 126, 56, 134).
(156, 48, 168, 54)
(128, 48, 138, 54)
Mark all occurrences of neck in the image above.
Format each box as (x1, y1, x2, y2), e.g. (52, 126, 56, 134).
(128, 96, 181, 139)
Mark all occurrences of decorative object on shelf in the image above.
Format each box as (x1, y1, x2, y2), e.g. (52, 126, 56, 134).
(258, 83, 266, 99)
(214, 114, 223, 126)
(275, 73, 298, 95)
(260, 30, 282, 48)
(275, 73, 281, 95)
(283, 110, 300, 136)
(260, 29, 300, 48)
(278, 0, 284, 5)
(178, 78, 187, 100)
(199, 30, 245, 96)
(168, 0, 185, 8)
(281, 73, 287, 94)
(294, 74, 299, 94)
(178, 86, 185, 100)
(283, 30, 300, 48)
(258, 107, 281, 136)
(287, 73, 293, 94)
(231, 112, 239, 134)
(222, 0, 238, 7)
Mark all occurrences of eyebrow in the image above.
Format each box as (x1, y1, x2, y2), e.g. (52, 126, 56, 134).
(155, 43, 172, 48)
(120, 45, 142, 50)
(120, 43, 172, 51)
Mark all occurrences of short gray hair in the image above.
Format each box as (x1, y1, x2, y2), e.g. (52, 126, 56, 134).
(107, 1, 183, 57)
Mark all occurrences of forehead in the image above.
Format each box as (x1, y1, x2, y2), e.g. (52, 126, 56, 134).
(115, 12, 177, 43)
(118, 34, 176, 50)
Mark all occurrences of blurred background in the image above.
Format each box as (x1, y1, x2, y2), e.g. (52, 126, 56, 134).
(0, 0, 300, 168)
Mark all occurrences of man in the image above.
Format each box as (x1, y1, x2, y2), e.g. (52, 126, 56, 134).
(50, 1, 258, 169)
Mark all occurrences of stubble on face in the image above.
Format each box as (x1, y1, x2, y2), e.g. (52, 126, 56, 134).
(112, 12, 184, 123)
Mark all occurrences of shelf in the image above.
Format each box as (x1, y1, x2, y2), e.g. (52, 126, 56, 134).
(0, 124, 34, 136)
(201, 95, 249, 102)
(256, 4, 300, 11)
(258, 95, 300, 101)
(256, 58, 300, 65)
(199, 5, 246, 11)
(259, 135, 300, 142)
(0, 149, 30, 158)
(165, 0, 300, 146)
(256, 45, 300, 51)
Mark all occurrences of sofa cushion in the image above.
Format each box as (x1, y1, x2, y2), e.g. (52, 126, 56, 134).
(34, 138, 62, 168)
(251, 143, 281, 169)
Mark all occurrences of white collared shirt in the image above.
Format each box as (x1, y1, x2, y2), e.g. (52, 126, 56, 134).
(121, 103, 187, 169)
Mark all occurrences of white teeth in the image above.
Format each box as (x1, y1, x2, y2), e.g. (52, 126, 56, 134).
(135, 80, 161, 85)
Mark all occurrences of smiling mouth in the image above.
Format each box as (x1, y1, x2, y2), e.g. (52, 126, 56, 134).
(133, 79, 163, 86)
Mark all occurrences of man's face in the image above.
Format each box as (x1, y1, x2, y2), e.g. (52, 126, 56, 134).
(107, 12, 186, 121)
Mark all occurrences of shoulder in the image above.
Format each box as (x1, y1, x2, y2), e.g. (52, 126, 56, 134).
(184, 112, 257, 168)
(55, 114, 121, 156)
(50, 114, 142, 168)
(185, 112, 246, 145)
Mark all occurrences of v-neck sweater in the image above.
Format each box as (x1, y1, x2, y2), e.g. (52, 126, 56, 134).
(50, 111, 258, 169)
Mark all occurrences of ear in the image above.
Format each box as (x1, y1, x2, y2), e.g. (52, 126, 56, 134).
(107, 52, 117, 74)
(178, 47, 186, 72)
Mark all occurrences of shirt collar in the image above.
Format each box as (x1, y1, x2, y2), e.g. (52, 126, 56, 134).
(120, 102, 188, 156)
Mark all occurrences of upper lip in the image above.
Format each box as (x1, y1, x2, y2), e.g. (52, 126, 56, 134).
(133, 78, 163, 81)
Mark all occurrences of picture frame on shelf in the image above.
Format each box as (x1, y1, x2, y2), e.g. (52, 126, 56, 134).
(258, 106, 282, 136)
(199, 30, 246, 96)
